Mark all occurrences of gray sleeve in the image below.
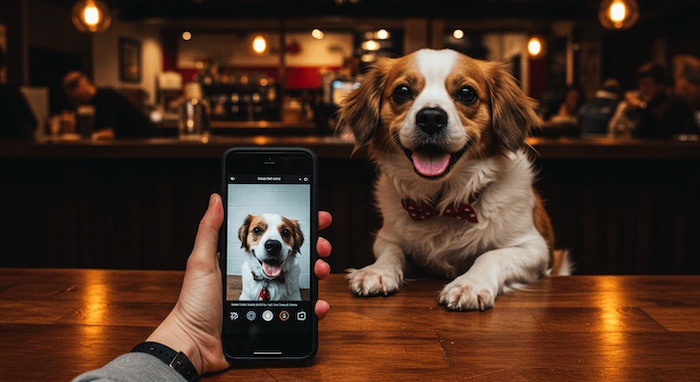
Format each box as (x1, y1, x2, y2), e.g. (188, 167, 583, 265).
(71, 353, 187, 382)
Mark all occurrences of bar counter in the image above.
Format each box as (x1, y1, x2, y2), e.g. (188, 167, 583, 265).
(2, 136, 700, 159)
(1, 135, 699, 275)
(1, 269, 699, 381)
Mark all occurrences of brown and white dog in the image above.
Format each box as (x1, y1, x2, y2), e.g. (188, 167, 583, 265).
(338, 49, 570, 311)
(238, 213, 305, 301)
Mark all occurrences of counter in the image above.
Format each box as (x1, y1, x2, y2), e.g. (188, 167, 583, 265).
(2, 136, 700, 159)
(1, 136, 699, 275)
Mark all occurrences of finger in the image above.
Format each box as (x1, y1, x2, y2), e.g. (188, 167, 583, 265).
(314, 300, 330, 320)
(314, 259, 330, 280)
(316, 236, 331, 259)
(190, 194, 224, 264)
(319, 211, 332, 231)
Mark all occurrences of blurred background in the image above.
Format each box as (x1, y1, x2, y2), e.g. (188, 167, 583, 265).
(2, 0, 699, 276)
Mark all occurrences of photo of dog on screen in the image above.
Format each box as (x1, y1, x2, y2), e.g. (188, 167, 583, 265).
(237, 213, 304, 301)
(225, 182, 311, 302)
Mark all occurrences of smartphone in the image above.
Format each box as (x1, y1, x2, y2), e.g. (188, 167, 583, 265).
(221, 147, 318, 361)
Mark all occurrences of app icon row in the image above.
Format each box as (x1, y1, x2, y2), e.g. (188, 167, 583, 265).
(230, 310, 307, 322)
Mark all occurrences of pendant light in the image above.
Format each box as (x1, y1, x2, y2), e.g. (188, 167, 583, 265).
(527, 36, 547, 59)
(599, 0, 639, 30)
(72, 0, 112, 33)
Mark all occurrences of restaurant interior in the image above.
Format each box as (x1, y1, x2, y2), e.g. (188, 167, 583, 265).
(1, 0, 700, 276)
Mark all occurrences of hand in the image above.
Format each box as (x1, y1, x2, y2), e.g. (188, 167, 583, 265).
(556, 103, 569, 116)
(624, 91, 647, 108)
(91, 127, 115, 140)
(146, 193, 332, 374)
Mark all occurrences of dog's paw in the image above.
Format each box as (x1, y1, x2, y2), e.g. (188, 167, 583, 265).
(438, 280, 496, 311)
(346, 265, 403, 297)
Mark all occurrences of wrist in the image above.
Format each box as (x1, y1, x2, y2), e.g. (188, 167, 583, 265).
(146, 315, 203, 375)
(131, 342, 200, 382)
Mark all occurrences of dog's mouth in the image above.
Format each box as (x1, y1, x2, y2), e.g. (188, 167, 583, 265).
(400, 144, 470, 179)
(259, 259, 283, 278)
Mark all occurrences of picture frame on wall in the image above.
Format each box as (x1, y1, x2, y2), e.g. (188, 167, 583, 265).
(119, 37, 141, 83)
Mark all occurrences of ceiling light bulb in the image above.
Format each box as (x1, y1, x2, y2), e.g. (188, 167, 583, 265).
(362, 40, 380, 51)
(83, 6, 99, 25)
(253, 36, 267, 54)
(312, 29, 324, 39)
(71, 0, 111, 33)
(599, 0, 639, 30)
(610, 2, 626, 22)
(527, 36, 547, 58)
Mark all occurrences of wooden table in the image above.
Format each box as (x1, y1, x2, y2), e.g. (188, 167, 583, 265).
(1, 269, 699, 381)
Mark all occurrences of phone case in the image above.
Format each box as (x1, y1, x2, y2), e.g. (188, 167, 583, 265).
(220, 147, 318, 361)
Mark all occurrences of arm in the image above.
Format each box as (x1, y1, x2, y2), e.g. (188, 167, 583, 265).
(72, 353, 192, 382)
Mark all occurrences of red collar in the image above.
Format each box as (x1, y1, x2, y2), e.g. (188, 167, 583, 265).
(252, 271, 285, 301)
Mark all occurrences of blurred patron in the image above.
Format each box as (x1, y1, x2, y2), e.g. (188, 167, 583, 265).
(0, 48, 37, 139)
(609, 63, 695, 139)
(578, 79, 621, 136)
(62, 71, 157, 139)
(673, 55, 700, 116)
(547, 84, 584, 125)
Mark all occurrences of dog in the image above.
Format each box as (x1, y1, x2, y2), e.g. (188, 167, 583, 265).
(238, 213, 305, 301)
(338, 49, 570, 311)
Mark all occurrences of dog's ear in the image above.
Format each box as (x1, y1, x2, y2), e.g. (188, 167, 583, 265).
(336, 58, 392, 150)
(238, 215, 254, 250)
(485, 62, 541, 153)
(290, 219, 304, 255)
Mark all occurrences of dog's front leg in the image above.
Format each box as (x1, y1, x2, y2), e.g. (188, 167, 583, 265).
(346, 228, 406, 296)
(438, 236, 548, 311)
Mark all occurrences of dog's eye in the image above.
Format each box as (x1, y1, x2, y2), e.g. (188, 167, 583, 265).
(281, 229, 291, 237)
(252, 227, 263, 236)
(457, 86, 477, 105)
(393, 85, 412, 103)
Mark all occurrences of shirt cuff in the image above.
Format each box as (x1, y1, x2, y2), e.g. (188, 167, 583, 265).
(71, 352, 187, 382)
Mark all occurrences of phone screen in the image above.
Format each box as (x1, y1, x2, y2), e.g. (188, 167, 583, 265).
(221, 148, 317, 360)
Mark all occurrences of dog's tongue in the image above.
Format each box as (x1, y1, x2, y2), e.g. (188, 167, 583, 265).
(412, 151, 451, 177)
(262, 261, 282, 278)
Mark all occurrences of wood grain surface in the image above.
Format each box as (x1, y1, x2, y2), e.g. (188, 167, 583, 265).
(1, 269, 699, 381)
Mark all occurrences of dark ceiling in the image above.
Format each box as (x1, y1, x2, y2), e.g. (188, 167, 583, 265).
(114, 0, 598, 21)
(44, 0, 700, 25)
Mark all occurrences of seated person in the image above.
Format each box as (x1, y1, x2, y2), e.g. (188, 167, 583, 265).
(63, 71, 157, 138)
(578, 79, 621, 136)
(547, 84, 584, 125)
(673, 55, 700, 116)
(610, 63, 695, 139)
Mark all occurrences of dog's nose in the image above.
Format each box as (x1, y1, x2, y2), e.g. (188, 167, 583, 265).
(265, 240, 282, 255)
(416, 108, 448, 135)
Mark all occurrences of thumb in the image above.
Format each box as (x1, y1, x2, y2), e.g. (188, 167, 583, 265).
(189, 194, 224, 267)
